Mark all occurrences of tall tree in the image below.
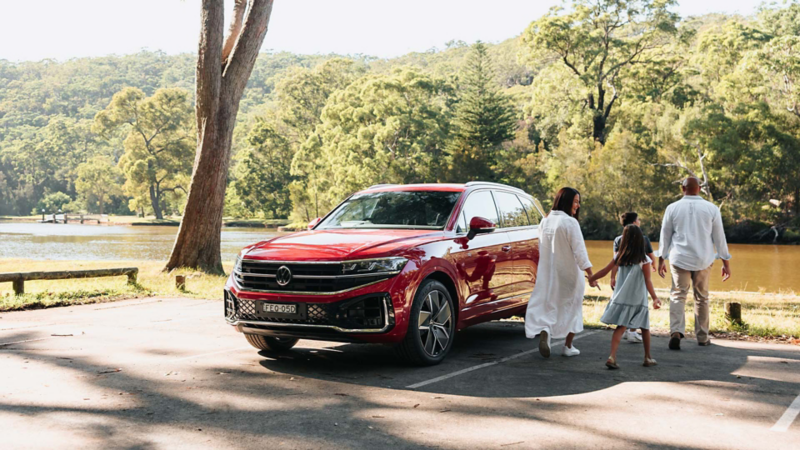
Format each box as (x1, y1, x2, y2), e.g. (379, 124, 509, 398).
(447, 42, 516, 182)
(520, 0, 679, 143)
(93, 87, 194, 219)
(166, 0, 275, 274)
(231, 117, 293, 218)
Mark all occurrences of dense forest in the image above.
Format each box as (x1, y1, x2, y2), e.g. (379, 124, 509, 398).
(1, 0, 799, 242)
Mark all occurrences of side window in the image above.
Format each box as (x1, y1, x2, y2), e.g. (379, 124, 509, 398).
(456, 211, 467, 234)
(461, 190, 500, 231)
(517, 196, 541, 225)
(494, 191, 530, 228)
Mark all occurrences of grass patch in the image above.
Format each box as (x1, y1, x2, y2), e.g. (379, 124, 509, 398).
(0, 259, 229, 312)
(583, 286, 800, 340)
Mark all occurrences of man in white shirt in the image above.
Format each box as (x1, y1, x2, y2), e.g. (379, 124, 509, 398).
(658, 177, 732, 349)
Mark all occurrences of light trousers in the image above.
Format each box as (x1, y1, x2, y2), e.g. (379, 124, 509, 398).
(669, 264, 712, 343)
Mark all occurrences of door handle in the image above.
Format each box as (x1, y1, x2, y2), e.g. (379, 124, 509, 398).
(501, 245, 512, 252)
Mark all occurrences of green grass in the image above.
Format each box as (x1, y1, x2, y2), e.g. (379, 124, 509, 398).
(0, 259, 229, 311)
(582, 286, 800, 340)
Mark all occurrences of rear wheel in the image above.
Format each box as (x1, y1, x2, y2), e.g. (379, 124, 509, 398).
(244, 334, 299, 352)
(395, 279, 455, 366)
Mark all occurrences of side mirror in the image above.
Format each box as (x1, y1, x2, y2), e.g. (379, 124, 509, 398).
(467, 216, 496, 240)
(308, 217, 322, 230)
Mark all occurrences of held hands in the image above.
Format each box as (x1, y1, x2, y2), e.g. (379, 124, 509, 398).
(653, 298, 661, 310)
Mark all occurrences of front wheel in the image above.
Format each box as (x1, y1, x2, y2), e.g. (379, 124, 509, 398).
(244, 334, 299, 352)
(395, 279, 456, 366)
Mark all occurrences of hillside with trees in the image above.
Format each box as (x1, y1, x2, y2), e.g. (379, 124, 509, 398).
(1, 0, 799, 243)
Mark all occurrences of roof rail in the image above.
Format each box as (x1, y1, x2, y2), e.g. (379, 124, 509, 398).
(366, 184, 398, 189)
(464, 181, 525, 193)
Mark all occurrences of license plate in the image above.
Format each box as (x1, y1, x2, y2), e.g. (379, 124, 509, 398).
(262, 303, 297, 315)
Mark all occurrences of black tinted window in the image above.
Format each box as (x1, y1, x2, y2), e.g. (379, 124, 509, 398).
(461, 190, 499, 231)
(517, 196, 541, 225)
(320, 191, 460, 229)
(494, 191, 530, 228)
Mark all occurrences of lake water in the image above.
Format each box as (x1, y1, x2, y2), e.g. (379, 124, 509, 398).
(1, 222, 798, 293)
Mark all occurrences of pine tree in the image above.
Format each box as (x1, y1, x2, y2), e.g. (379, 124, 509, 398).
(447, 42, 517, 182)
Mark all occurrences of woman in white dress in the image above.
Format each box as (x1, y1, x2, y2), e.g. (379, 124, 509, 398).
(525, 187, 597, 358)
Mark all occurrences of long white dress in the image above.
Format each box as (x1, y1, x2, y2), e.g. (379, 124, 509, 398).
(524, 210, 592, 339)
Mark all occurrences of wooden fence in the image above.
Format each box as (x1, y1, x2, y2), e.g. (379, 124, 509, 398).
(0, 267, 138, 295)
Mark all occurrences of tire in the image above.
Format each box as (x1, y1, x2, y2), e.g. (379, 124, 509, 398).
(395, 279, 456, 366)
(244, 334, 299, 352)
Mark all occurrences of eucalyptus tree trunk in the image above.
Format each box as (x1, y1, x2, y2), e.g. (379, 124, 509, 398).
(166, 0, 274, 274)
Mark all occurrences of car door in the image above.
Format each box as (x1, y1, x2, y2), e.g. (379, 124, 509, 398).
(449, 189, 514, 322)
(492, 190, 540, 310)
(513, 194, 543, 296)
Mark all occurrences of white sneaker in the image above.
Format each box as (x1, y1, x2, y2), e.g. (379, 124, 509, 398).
(562, 345, 580, 357)
(625, 330, 642, 343)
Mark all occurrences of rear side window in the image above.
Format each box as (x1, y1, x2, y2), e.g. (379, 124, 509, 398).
(461, 190, 500, 231)
(517, 196, 541, 225)
(494, 191, 530, 228)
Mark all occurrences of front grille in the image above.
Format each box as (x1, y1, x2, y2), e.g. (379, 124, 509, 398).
(224, 290, 394, 332)
(234, 260, 393, 293)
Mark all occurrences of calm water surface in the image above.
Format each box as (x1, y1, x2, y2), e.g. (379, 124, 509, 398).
(1, 223, 798, 293)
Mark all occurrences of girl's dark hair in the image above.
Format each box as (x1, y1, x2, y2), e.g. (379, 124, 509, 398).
(615, 224, 648, 266)
(551, 187, 581, 220)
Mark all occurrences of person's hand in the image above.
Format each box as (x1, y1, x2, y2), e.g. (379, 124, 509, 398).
(651, 263, 657, 273)
(610, 276, 616, 290)
(653, 298, 662, 310)
(658, 258, 667, 279)
(722, 261, 731, 282)
(588, 278, 599, 289)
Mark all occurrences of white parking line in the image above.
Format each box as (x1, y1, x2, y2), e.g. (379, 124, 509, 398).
(172, 346, 251, 362)
(771, 392, 800, 432)
(407, 330, 601, 389)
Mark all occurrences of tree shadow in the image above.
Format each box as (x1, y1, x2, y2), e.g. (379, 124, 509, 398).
(1, 321, 798, 448)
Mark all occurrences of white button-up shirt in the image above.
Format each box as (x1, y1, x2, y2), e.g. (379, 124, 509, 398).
(658, 195, 732, 271)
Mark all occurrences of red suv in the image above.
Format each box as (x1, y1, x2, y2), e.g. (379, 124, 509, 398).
(224, 182, 544, 365)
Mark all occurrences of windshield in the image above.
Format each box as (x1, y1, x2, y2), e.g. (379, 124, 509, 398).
(319, 190, 461, 229)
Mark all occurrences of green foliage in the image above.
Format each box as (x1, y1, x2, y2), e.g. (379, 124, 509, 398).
(75, 155, 123, 214)
(447, 42, 517, 182)
(93, 87, 194, 219)
(231, 117, 294, 218)
(520, 0, 680, 143)
(294, 68, 454, 217)
(36, 191, 73, 213)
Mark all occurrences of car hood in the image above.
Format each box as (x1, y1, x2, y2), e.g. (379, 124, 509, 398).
(243, 229, 446, 261)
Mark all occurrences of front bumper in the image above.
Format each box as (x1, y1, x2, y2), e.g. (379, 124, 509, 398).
(224, 289, 396, 341)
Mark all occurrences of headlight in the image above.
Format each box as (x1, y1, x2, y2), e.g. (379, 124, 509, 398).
(342, 257, 408, 275)
(233, 253, 243, 272)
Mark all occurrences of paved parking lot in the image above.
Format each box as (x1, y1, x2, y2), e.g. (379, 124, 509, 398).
(1, 297, 799, 449)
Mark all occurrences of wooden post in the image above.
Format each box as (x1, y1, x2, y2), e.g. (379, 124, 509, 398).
(175, 275, 186, 291)
(127, 269, 138, 285)
(12, 278, 24, 295)
(725, 302, 742, 324)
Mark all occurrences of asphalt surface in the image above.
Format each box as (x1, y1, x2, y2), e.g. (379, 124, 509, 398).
(1, 297, 798, 449)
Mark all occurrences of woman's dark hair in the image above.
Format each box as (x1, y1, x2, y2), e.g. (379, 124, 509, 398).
(615, 224, 648, 266)
(551, 187, 581, 220)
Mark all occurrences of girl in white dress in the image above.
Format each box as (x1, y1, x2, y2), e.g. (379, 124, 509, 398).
(525, 188, 598, 358)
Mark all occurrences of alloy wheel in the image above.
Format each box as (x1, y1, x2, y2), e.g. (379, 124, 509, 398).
(418, 289, 453, 357)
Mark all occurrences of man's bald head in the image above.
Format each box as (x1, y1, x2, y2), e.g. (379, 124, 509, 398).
(681, 177, 701, 196)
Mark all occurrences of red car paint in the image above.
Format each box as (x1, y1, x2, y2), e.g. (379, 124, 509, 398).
(224, 182, 543, 347)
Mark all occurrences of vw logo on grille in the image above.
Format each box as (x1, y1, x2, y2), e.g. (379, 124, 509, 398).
(275, 265, 293, 286)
